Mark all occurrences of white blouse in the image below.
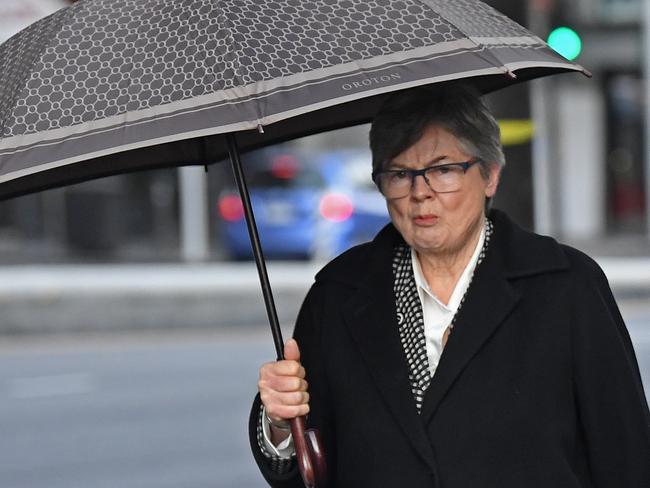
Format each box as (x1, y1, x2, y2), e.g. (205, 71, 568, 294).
(410, 224, 485, 377)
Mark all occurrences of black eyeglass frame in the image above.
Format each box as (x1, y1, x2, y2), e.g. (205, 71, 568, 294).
(371, 159, 482, 196)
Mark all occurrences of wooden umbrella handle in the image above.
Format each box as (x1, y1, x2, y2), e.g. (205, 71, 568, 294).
(304, 427, 327, 485)
(290, 417, 327, 488)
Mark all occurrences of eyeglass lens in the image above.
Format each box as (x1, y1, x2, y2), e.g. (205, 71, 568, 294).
(379, 165, 467, 198)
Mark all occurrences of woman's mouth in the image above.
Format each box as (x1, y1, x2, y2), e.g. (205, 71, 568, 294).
(413, 214, 438, 226)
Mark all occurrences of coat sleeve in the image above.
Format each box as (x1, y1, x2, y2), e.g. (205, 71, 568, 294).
(569, 251, 650, 487)
(248, 283, 335, 488)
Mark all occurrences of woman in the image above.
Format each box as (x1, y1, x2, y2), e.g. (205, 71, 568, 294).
(248, 86, 650, 487)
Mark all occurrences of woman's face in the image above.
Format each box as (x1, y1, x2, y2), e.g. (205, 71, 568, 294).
(385, 124, 500, 257)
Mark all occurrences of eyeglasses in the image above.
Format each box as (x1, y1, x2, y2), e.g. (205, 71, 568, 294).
(372, 159, 481, 199)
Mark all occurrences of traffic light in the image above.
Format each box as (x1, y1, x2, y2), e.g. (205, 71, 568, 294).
(542, 1, 584, 62)
(547, 26, 582, 61)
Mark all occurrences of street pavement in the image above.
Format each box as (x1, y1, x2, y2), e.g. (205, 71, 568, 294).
(0, 329, 275, 488)
(1, 299, 649, 488)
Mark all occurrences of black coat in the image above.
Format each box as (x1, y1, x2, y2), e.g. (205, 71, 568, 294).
(249, 209, 650, 487)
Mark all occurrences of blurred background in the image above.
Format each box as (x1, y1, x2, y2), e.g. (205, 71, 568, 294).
(1, 1, 649, 487)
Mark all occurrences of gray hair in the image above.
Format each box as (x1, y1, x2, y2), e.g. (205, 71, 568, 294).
(369, 84, 506, 180)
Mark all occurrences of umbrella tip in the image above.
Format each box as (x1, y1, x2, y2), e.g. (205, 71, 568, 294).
(504, 69, 517, 80)
(257, 124, 265, 134)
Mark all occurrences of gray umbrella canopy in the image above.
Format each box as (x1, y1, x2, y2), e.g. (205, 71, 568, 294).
(0, 0, 586, 199)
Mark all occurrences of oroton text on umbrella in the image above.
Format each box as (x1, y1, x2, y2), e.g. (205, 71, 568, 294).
(341, 73, 402, 91)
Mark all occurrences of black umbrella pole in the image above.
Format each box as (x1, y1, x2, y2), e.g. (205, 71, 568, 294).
(226, 134, 285, 360)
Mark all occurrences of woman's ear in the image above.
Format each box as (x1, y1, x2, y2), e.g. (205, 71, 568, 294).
(484, 163, 501, 198)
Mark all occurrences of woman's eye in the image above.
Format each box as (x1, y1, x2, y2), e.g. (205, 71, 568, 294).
(392, 171, 409, 180)
(431, 166, 451, 175)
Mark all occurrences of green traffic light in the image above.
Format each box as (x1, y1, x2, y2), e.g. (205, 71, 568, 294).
(547, 26, 582, 61)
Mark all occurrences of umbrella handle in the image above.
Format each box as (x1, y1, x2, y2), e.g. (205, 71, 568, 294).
(305, 427, 328, 485)
(290, 417, 328, 488)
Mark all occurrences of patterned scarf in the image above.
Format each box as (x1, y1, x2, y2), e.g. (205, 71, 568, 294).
(392, 218, 493, 413)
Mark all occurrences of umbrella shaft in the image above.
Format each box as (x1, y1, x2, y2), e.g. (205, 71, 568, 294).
(226, 134, 285, 360)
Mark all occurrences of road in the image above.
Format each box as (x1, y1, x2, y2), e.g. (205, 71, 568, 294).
(1, 300, 649, 488)
(0, 328, 274, 488)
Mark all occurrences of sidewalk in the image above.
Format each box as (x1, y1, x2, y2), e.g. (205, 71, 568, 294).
(0, 258, 648, 335)
(0, 262, 321, 335)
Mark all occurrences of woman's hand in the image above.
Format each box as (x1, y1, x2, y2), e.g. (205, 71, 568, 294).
(258, 339, 310, 443)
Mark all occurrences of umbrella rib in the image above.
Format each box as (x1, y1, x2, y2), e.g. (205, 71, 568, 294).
(214, 0, 262, 123)
(414, 0, 517, 79)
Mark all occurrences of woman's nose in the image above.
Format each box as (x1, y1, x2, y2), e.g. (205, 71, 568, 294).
(411, 173, 434, 199)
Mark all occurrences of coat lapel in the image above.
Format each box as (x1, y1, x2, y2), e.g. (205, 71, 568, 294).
(340, 232, 439, 473)
(419, 228, 522, 426)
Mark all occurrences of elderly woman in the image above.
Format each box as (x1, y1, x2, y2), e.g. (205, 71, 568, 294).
(248, 86, 650, 487)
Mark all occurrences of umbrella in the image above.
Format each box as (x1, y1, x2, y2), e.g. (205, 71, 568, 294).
(0, 0, 589, 486)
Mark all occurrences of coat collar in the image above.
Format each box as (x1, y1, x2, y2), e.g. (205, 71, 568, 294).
(315, 209, 569, 286)
(313, 209, 569, 466)
(486, 208, 569, 279)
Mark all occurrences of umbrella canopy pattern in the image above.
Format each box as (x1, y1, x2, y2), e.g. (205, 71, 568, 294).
(0, 0, 586, 199)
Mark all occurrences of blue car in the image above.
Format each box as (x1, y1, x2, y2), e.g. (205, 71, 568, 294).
(217, 146, 389, 260)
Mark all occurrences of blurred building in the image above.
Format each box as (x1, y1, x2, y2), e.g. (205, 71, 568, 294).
(0, 0, 66, 42)
(530, 0, 648, 243)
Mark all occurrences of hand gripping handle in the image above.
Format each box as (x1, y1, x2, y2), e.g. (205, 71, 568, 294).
(290, 417, 327, 488)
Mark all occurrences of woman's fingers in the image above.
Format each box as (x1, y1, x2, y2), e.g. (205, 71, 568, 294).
(265, 402, 310, 420)
(258, 370, 308, 395)
(261, 390, 310, 407)
(261, 388, 311, 420)
(258, 339, 310, 421)
(284, 338, 300, 361)
(261, 376, 308, 393)
(260, 359, 305, 378)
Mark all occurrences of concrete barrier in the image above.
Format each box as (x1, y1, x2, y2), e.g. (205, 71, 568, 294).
(0, 258, 647, 335)
(0, 262, 321, 334)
